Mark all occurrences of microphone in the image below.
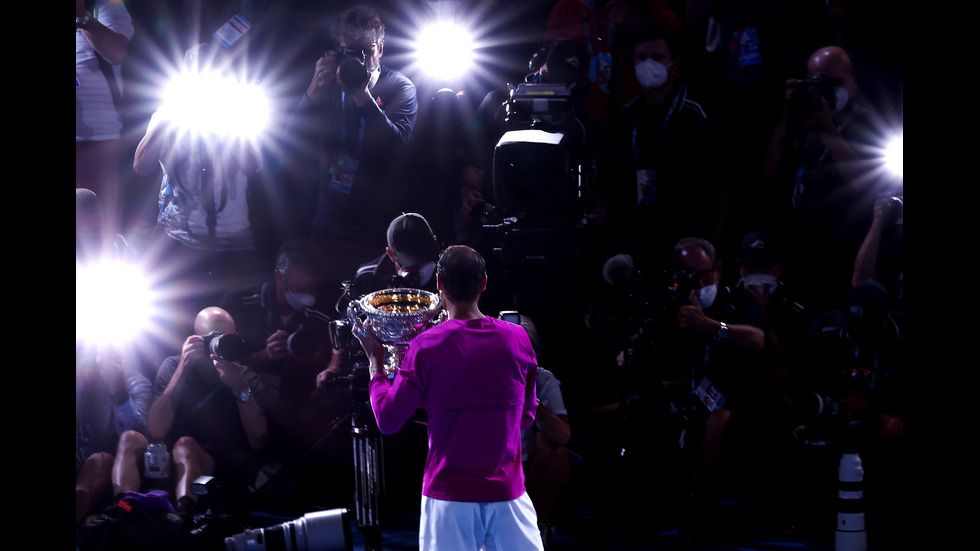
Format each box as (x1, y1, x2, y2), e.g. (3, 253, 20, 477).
(602, 254, 635, 285)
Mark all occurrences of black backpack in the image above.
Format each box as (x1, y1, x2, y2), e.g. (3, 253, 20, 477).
(77, 493, 185, 551)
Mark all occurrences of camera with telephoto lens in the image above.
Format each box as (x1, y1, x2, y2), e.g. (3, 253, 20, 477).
(202, 331, 247, 363)
(328, 47, 370, 89)
(224, 508, 352, 551)
(789, 74, 840, 119)
(664, 267, 699, 311)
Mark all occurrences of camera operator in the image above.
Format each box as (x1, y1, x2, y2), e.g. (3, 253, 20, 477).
(347, 212, 441, 301)
(289, 4, 419, 312)
(145, 307, 270, 524)
(763, 45, 881, 317)
(326, 212, 442, 518)
(218, 239, 336, 380)
(793, 281, 903, 531)
(331, 212, 442, 367)
(216, 240, 353, 513)
(614, 237, 766, 542)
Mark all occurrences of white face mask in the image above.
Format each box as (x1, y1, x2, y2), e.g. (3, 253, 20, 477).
(740, 273, 779, 297)
(834, 86, 849, 112)
(695, 283, 718, 309)
(634, 59, 670, 89)
(284, 289, 316, 312)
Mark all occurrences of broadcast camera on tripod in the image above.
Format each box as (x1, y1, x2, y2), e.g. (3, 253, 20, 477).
(478, 81, 599, 317)
(491, 81, 594, 228)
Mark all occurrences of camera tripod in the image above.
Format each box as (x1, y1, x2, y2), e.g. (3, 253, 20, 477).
(350, 363, 386, 551)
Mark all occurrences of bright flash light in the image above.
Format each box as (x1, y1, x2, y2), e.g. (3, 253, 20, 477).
(76, 260, 157, 346)
(414, 20, 475, 82)
(159, 72, 270, 139)
(883, 135, 903, 178)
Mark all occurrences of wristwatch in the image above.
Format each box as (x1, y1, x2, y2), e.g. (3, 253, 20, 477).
(76, 14, 93, 30)
(715, 321, 728, 343)
(239, 388, 253, 403)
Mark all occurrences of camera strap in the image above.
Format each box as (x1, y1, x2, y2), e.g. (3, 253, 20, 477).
(341, 91, 366, 157)
(792, 107, 856, 209)
(84, 0, 123, 111)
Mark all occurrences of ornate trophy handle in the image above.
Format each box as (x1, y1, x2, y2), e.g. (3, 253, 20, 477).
(348, 299, 367, 340)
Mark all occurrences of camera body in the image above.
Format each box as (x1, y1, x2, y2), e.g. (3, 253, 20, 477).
(202, 331, 247, 363)
(287, 324, 321, 360)
(789, 74, 840, 118)
(329, 47, 370, 89)
(665, 267, 699, 310)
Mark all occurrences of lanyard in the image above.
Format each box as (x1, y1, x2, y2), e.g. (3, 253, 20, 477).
(580, 9, 594, 57)
(792, 107, 855, 208)
(631, 87, 684, 163)
(341, 91, 366, 158)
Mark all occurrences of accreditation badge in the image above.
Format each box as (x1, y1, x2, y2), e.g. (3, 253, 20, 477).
(695, 377, 726, 413)
(636, 168, 657, 206)
(328, 153, 360, 195)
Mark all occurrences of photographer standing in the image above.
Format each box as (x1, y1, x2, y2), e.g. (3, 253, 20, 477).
(596, 24, 725, 270)
(76, 0, 133, 239)
(133, 43, 267, 338)
(289, 4, 418, 311)
(763, 45, 882, 318)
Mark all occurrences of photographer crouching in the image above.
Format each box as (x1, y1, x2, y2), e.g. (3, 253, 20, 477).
(603, 237, 769, 544)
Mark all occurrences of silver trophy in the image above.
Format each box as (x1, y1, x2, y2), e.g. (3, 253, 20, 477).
(348, 288, 445, 376)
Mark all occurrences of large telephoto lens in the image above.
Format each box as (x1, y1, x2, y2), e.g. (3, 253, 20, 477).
(224, 509, 351, 551)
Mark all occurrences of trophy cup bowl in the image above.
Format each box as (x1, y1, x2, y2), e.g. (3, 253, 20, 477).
(348, 288, 444, 376)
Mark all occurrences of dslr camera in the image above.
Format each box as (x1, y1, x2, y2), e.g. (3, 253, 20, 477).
(202, 331, 247, 363)
(789, 74, 840, 118)
(327, 47, 370, 89)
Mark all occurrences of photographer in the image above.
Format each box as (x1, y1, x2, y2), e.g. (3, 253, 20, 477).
(146, 307, 270, 523)
(613, 237, 767, 543)
(76, 341, 152, 525)
(217, 240, 353, 513)
(792, 281, 904, 531)
(763, 45, 881, 316)
(289, 4, 418, 311)
(852, 192, 903, 312)
(133, 42, 266, 335)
